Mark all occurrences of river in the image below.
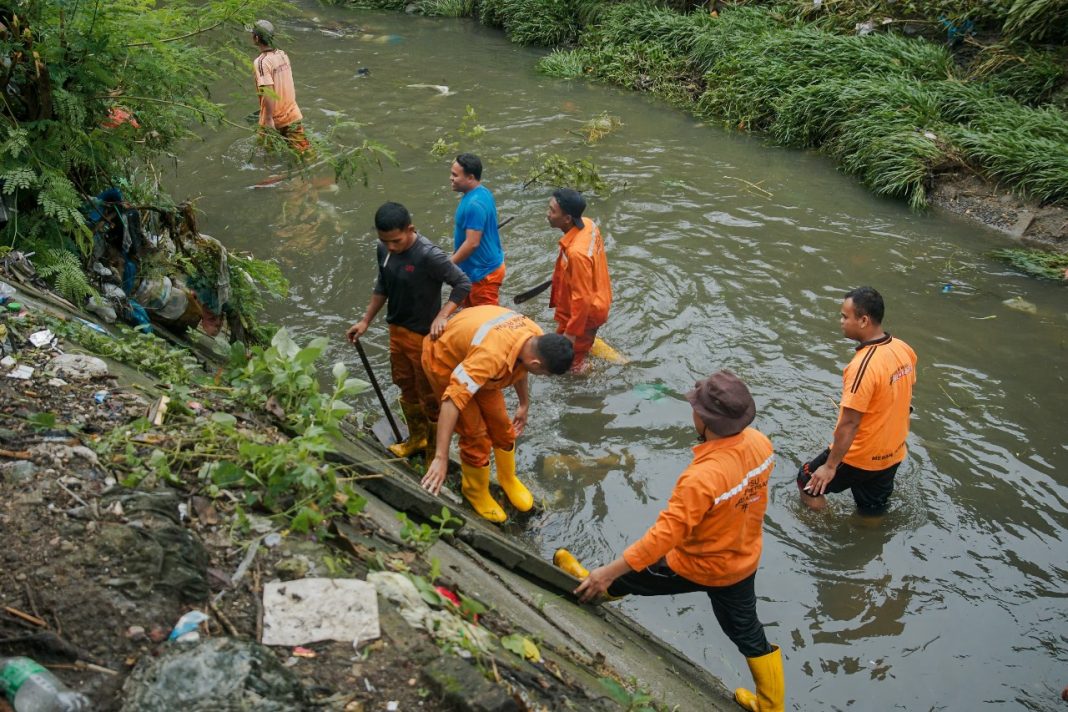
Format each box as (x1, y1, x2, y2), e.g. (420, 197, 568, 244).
(168, 7, 1068, 709)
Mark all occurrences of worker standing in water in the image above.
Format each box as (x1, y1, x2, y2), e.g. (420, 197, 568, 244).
(346, 202, 471, 459)
(449, 153, 505, 306)
(554, 371, 783, 711)
(546, 188, 612, 372)
(250, 19, 310, 154)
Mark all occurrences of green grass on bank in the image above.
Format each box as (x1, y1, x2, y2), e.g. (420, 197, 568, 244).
(346, 0, 1068, 210)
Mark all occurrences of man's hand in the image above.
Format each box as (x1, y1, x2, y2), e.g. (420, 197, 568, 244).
(512, 403, 529, 438)
(804, 462, 836, 496)
(421, 455, 448, 495)
(430, 315, 448, 341)
(575, 564, 619, 603)
(346, 319, 369, 344)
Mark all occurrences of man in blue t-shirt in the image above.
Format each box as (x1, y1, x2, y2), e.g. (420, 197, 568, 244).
(449, 153, 505, 306)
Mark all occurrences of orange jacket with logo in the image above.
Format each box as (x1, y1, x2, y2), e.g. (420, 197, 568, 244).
(421, 305, 542, 412)
(549, 220, 612, 336)
(839, 334, 917, 469)
(623, 429, 775, 587)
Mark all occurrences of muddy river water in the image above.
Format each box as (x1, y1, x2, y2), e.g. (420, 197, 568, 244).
(168, 7, 1068, 709)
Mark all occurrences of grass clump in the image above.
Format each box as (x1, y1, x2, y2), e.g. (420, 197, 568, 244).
(537, 49, 588, 79)
(990, 247, 1068, 280)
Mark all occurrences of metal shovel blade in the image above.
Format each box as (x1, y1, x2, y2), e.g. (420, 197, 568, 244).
(371, 416, 408, 449)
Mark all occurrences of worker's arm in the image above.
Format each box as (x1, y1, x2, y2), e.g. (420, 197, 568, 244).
(512, 373, 530, 437)
(805, 407, 863, 496)
(346, 293, 386, 343)
(261, 93, 277, 129)
(450, 228, 482, 265)
(421, 399, 460, 495)
(429, 248, 471, 339)
(575, 556, 633, 603)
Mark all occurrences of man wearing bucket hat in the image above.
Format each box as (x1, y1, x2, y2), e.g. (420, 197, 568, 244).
(249, 20, 310, 153)
(546, 187, 612, 372)
(553, 370, 784, 711)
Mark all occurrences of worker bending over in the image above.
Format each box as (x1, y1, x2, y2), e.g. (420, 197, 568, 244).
(421, 306, 572, 522)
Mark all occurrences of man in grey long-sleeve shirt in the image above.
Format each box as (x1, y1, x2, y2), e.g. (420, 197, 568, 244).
(347, 202, 471, 458)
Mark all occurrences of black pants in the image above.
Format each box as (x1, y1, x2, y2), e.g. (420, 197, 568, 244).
(797, 448, 899, 514)
(608, 560, 771, 658)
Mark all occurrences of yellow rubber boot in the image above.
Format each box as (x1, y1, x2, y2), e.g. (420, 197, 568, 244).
(387, 401, 428, 458)
(734, 645, 784, 712)
(552, 548, 589, 579)
(493, 446, 534, 512)
(460, 462, 506, 523)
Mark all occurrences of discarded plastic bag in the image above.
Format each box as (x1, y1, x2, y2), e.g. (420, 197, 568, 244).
(367, 572, 493, 654)
(262, 578, 380, 647)
(169, 610, 209, 642)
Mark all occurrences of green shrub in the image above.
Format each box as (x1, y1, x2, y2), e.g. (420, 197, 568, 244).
(537, 49, 589, 78)
(494, 0, 581, 45)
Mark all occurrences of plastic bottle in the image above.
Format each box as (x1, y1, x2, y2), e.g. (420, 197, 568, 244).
(0, 658, 91, 711)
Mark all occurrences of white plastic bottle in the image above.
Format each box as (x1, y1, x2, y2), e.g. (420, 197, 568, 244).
(0, 658, 91, 712)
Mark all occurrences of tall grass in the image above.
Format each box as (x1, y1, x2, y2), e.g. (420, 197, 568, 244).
(574, 3, 1068, 207)
(537, 49, 588, 78)
(350, 0, 1068, 208)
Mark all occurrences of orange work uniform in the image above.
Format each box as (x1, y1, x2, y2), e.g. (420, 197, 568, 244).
(838, 334, 917, 469)
(463, 262, 506, 308)
(549, 219, 611, 368)
(624, 428, 775, 587)
(422, 306, 542, 467)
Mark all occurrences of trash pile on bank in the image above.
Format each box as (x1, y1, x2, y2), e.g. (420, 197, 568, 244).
(0, 283, 657, 711)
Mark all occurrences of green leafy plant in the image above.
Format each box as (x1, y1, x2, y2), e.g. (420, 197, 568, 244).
(36, 249, 97, 303)
(525, 153, 609, 193)
(574, 112, 623, 144)
(458, 105, 486, 139)
(537, 49, 589, 79)
(26, 412, 58, 431)
(396, 506, 463, 552)
(501, 633, 542, 662)
(430, 137, 461, 158)
(226, 328, 368, 433)
(47, 317, 203, 385)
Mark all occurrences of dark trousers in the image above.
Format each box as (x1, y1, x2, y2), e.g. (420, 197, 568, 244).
(797, 448, 899, 514)
(608, 559, 771, 658)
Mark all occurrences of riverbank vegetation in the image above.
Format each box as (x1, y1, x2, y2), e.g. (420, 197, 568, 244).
(347, 0, 1068, 215)
(1, 0, 391, 339)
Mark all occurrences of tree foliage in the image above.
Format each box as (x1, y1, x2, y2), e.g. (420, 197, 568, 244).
(0, 0, 287, 252)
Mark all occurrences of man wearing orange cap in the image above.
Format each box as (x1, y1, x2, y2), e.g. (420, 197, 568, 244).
(250, 19, 309, 154)
(420, 306, 573, 522)
(554, 370, 784, 712)
(546, 188, 612, 372)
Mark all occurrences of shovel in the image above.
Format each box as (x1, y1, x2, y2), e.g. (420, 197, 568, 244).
(353, 339, 408, 449)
